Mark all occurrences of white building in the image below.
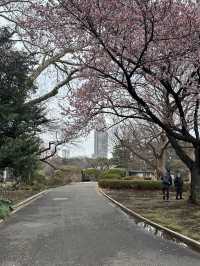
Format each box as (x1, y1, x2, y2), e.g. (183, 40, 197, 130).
(93, 117, 108, 159)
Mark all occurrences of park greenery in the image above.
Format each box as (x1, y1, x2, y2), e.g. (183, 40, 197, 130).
(0, 163, 81, 219)
(0, 28, 47, 181)
(106, 189, 200, 242)
(82, 167, 126, 181)
(0, 199, 12, 219)
(98, 179, 190, 191)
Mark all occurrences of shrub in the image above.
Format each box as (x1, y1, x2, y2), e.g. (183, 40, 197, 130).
(123, 176, 145, 180)
(31, 182, 46, 191)
(46, 169, 71, 188)
(98, 180, 161, 190)
(18, 184, 33, 191)
(98, 180, 190, 191)
(100, 173, 123, 179)
(0, 199, 12, 219)
(82, 168, 102, 181)
(100, 168, 126, 179)
(33, 173, 48, 185)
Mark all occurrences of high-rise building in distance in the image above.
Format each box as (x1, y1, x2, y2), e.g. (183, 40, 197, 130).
(93, 117, 108, 158)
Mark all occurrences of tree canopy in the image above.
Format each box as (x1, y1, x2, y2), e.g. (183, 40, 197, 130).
(0, 27, 47, 180)
(21, 0, 200, 202)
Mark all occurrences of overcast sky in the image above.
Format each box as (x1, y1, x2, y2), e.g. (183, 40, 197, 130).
(36, 71, 97, 158)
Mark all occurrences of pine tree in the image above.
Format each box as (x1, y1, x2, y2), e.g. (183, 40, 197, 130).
(112, 144, 130, 169)
(0, 28, 47, 181)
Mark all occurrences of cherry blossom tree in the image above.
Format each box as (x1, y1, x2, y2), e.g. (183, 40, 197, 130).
(10, 0, 200, 202)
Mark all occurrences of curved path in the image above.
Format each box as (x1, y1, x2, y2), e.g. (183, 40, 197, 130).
(0, 182, 200, 266)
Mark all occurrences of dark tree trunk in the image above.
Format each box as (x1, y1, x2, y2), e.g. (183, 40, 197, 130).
(156, 146, 167, 180)
(190, 146, 200, 204)
(166, 135, 200, 203)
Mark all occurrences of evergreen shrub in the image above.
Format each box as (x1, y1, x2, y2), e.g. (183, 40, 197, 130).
(98, 180, 190, 191)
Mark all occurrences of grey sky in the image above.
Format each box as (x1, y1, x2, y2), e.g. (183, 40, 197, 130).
(37, 72, 96, 158)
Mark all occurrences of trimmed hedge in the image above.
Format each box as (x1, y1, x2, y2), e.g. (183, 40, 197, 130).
(100, 168, 126, 179)
(100, 173, 123, 179)
(98, 180, 161, 190)
(123, 176, 146, 180)
(98, 179, 190, 191)
(83, 168, 101, 178)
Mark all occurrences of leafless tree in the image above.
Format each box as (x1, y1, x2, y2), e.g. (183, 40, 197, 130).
(113, 120, 169, 179)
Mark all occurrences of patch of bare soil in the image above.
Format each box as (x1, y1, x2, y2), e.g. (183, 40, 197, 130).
(1, 190, 36, 204)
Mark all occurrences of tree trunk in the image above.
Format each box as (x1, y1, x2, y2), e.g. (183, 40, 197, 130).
(156, 150, 166, 180)
(155, 133, 167, 180)
(190, 147, 200, 204)
(190, 165, 200, 203)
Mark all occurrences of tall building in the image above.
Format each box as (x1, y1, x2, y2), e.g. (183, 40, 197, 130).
(93, 117, 108, 158)
(62, 148, 70, 159)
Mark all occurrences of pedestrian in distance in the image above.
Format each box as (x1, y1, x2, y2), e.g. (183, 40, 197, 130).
(174, 172, 184, 200)
(161, 168, 172, 201)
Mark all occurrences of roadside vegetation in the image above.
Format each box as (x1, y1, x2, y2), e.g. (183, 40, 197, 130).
(0, 199, 13, 220)
(0, 163, 81, 219)
(82, 167, 126, 181)
(104, 189, 200, 242)
(98, 179, 190, 191)
(98, 171, 198, 241)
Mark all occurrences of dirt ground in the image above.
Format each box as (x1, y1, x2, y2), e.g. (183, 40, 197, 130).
(104, 189, 200, 241)
(0, 189, 36, 204)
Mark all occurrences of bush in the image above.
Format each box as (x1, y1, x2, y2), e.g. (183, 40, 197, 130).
(31, 182, 46, 191)
(101, 173, 123, 179)
(98, 180, 190, 191)
(82, 168, 102, 181)
(123, 176, 145, 180)
(0, 199, 12, 219)
(100, 168, 126, 179)
(33, 173, 48, 185)
(18, 184, 33, 191)
(46, 169, 71, 188)
(98, 180, 161, 190)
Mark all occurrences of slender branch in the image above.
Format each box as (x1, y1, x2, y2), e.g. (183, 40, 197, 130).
(41, 160, 58, 170)
(27, 69, 78, 105)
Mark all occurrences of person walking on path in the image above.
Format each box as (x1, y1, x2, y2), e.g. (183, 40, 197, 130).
(174, 172, 184, 200)
(161, 168, 172, 201)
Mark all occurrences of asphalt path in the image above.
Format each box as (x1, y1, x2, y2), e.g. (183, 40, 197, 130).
(0, 182, 200, 266)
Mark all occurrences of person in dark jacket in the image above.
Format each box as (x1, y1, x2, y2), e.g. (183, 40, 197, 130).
(174, 172, 184, 200)
(161, 168, 172, 201)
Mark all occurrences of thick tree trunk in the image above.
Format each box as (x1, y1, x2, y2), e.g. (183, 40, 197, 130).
(155, 133, 167, 180)
(190, 165, 200, 203)
(156, 151, 166, 179)
(190, 147, 200, 204)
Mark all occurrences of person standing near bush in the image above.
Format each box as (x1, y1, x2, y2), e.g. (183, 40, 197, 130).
(174, 172, 184, 200)
(161, 168, 172, 201)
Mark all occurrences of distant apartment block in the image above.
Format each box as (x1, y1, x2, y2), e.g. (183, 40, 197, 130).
(94, 128, 108, 158)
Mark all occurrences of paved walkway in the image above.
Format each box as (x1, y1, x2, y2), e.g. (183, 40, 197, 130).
(0, 182, 200, 266)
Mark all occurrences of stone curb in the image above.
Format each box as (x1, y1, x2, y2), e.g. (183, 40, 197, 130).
(0, 189, 49, 224)
(99, 188, 200, 252)
(13, 189, 49, 209)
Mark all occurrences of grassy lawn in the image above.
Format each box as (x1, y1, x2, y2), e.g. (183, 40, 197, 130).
(103, 189, 200, 241)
